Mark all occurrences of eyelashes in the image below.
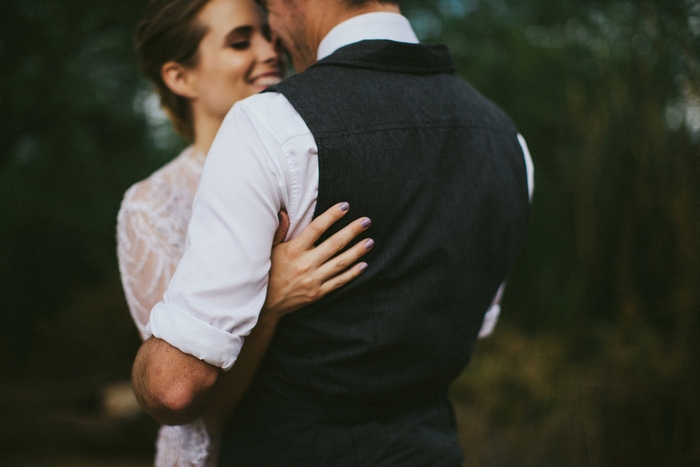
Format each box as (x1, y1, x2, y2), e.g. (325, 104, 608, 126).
(230, 41, 251, 50)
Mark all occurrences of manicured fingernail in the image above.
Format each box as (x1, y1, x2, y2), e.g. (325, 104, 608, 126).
(359, 263, 368, 271)
(364, 239, 374, 250)
(339, 202, 350, 211)
(361, 218, 372, 228)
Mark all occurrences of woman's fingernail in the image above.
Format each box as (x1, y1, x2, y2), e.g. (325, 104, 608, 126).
(339, 202, 350, 211)
(359, 263, 368, 271)
(361, 218, 372, 228)
(364, 239, 374, 250)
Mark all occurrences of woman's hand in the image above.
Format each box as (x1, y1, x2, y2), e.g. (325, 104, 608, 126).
(262, 202, 373, 319)
(201, 203, 372, 435)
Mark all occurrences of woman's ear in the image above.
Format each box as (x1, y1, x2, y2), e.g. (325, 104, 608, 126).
(161, 61, 198, 99)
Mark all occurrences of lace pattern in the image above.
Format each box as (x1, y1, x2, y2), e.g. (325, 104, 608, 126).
(155, 418, 220, 467)
(117, 147, 204, 338)
(116, 147, 215, 467)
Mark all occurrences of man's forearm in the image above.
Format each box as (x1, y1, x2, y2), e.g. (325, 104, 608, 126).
(132, 337, 220, 426)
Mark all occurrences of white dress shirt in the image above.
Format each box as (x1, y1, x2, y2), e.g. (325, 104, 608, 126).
(147, 12, 534, 370)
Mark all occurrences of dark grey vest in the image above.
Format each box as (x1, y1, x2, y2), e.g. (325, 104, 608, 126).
(219, 40, 530, 467)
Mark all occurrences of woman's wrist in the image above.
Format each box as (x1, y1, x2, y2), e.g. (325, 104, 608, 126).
(256, 307, 283, 329)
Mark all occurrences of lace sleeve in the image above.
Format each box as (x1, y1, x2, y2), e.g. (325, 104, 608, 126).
(116, 181, 184, 340)
(155, 419, 220, 467)
(117, 151, 215, 467)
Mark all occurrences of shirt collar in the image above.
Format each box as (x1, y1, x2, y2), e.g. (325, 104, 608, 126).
(317, 12, 419, 61)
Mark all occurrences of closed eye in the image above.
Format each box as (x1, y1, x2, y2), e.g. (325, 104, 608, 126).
(225, 25, 254, 50)
(230, 40, 250, 50)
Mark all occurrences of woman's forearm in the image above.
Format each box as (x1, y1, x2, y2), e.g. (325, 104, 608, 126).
(200, 311, 280, 434)
(200, 204, 373, 434)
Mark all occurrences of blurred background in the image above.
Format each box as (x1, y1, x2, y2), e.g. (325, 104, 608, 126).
(1, 0, 698, 465)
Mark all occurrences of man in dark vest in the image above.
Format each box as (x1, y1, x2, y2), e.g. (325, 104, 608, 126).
(132, 0, 533, 465)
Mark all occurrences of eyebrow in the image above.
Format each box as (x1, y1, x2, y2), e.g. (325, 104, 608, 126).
(224, 25, 254, 42)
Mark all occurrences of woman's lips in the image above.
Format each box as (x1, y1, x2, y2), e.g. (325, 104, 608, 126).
(251, 72, 282, 88)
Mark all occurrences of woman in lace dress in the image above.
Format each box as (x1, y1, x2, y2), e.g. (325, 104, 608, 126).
(117, 0, 372, 465)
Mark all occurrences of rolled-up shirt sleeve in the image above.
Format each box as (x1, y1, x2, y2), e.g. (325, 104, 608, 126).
(147, 100, 291, 370)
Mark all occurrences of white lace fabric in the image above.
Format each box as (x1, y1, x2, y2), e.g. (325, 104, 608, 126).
(117, 147, 204, 338)
(117, 147, 215, 467)
(155, 419, 220, 467)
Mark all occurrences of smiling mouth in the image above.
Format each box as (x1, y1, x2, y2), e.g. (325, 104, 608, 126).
(252, 74, 282, 88)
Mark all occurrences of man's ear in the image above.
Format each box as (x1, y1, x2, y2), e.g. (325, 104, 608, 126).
(161, 61, 198, 99)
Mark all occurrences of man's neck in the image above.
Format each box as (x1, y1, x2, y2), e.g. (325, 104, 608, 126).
(329, 3, 401, 37)
(295, 2, 401, 71)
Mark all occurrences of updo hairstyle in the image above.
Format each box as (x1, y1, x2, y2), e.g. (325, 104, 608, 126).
(136, 0, 211, 140)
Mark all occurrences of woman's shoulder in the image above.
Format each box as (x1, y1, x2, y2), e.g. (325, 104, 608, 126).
(116, 146, 201, 258)
(119, 146, 200, 215)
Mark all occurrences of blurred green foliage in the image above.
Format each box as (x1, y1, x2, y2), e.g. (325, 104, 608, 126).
(0, 0, 185, 375)
(399, 0, 700, 464)
(0, 0, 699, 464)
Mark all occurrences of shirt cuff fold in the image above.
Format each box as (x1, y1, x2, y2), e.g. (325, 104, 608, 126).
(148, 302, 243, 370)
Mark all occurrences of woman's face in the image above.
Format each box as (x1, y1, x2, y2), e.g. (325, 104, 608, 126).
(188, 0, 283, 122)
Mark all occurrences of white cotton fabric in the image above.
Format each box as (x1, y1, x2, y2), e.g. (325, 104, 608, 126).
(317, 12, 419, 61)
